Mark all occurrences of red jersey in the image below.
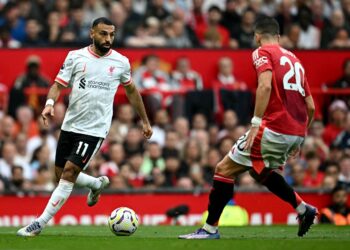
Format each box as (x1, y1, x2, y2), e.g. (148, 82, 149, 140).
(252, 44, 311, 136)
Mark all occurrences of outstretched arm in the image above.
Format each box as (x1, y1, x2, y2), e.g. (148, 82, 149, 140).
(124, 80, 153, 139)
(244, 70, 272, 150)
(41, 82, 65, 126)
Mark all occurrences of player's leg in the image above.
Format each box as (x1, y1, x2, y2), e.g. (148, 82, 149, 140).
(36, 161, 80, 225)
(17, 132, 107, 236)
(250, 168, 318, 236)
(17, 161, 79, 236)
(179, 155, 248, 239)
(54, 131, 108, 206)
(250, 168, 307, 210)
(54, 166, 63, 184)
(55, 164, 108, 204)
(250, 131, 318, 236)
(73, 136, 109, 206)
(204, 156, 247, 230)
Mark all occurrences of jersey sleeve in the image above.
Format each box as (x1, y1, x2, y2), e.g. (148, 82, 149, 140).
(252, 48, 273, 76)
(121, 58, 132, 86)
(55, 52, 74, 87)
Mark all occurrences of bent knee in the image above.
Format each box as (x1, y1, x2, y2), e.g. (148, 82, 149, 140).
(215, 161, 230, 175)
(214, 160, 237, 179)
(249, 169, 272, 183)
(61, 162, 81, 182)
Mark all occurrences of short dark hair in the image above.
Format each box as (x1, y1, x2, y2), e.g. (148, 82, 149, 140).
(254, 16, 280, 36)
(331, 185, 347, 195)
(305, 151, 320, 161)
(92, 17, 114, 28)
(208, 5, 221, 13)
(141, 54, 159, 65)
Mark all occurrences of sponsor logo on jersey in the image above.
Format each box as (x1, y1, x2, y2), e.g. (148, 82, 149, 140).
(78, 78, 111, 90)
(253, 56, 268, 68)
(79, 77, 86, 89)
(87, 80, 111, 90)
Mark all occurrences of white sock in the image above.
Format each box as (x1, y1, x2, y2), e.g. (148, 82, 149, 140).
(203, 223, 218, 234)
(75, 173, 101, 190)
(296, 201, 307, 215)
(37, 179, 74, 226)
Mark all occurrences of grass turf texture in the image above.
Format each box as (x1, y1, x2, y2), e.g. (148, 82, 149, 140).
(0, 225, 349, 250)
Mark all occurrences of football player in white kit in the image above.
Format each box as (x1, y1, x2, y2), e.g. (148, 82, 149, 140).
(17, 17, 152, 236)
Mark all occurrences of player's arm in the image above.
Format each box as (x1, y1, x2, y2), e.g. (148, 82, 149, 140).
(303, 76, 315, 129)
(244, 70, 272, 150)
(124, 80, 153, 139)
(41, 82, 66, 126)
(305, 95, 315, 129)
(42, 51, 74, 126)
(253, 70, 272, 119)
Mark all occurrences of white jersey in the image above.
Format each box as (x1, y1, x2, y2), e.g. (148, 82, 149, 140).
(55, 46, 131, 138)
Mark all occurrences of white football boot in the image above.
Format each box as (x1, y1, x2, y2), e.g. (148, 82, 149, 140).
(17, 220, 43, 237)
(87, 176, 110, 206)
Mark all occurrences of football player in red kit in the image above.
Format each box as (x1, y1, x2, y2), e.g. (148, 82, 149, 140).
(179, 16, 317, 239)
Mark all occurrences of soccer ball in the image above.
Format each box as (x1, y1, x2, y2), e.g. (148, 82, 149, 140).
(108, 207, 139, 236)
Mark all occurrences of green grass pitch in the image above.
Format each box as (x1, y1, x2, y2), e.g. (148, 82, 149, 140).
(1, 225, 349, 250)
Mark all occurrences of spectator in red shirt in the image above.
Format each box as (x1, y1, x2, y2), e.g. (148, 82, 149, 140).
(290, 162, 306, 188)
(323, 100, 348, 146)
(213, 57, 247, 91)
(171, 57, 203, 91)
(303, 152, 324, 188)
(189, 0, 206, 30)
(308, 120, 329, 160)
(99, 142, 126, 179)
(195, 5, 230, 48)
(13, 105, 39, 139)
(54, 0, 70, 28)
(213, 57, 248, 120)
(125, 153, 145, 188)
(133, 54, 171, 119)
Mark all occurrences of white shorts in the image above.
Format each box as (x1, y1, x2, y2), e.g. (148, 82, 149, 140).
(228, 125, 304, 174)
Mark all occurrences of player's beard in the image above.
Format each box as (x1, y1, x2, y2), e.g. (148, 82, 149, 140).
(94, 40, 111, 54)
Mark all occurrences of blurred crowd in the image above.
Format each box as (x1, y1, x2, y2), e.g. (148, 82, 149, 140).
(0, 88, 349, 194)
(2, 0, 350, 49)
(1, 0, 350, 194)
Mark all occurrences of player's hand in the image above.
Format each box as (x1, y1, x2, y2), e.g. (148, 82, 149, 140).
(289, 146, 301, 158)
(41, 105, 54, 127)
(244, 126, 259, 151)
(142, 122, 153, 139)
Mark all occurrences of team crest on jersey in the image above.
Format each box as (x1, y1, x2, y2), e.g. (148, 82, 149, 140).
(108, 66, 115, 75)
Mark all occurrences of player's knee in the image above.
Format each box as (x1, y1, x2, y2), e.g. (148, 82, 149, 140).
(54, 168, 63, 184)
(61, 163, 81, 183)
(249, 169, 271, 183)
(214, 160, 230, 176)
(54, 173, 60, 184)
